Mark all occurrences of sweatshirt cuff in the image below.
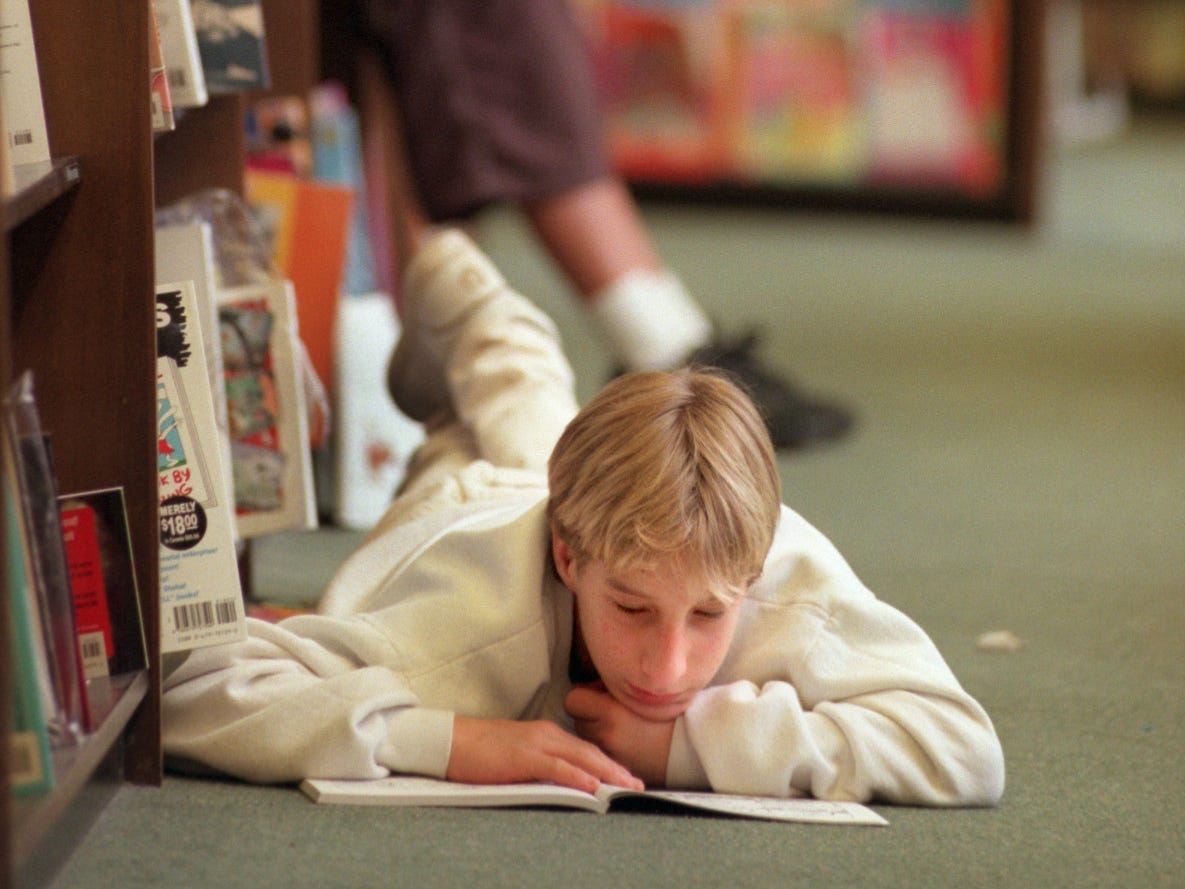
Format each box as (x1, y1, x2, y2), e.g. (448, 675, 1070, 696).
(664, 716, 711, 790)
(377, 708, 455, 779)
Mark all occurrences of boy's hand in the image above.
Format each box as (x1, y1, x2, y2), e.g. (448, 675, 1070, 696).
(447, 715, 644, 794)
(565, 684, 675, 787)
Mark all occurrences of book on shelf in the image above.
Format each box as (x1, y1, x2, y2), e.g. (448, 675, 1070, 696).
(156, 280, 247, 654)
(190, 0, 270, 94)
(246, 95, 312, 176)
(299, 775, 889, 827)
(148, 0, 176, 132)
(309, 82, 377, 297)
(244, 169, 354, 398)
(218, 278, 318, 538)
(0, 0, 51, 165)
(5, 446, 55, 795)
(4, 371, 87, 747)
(59, 487, 149, 682)
(154, 0, 209, 109)
(332, 293, 424, 530)
(155, 218, 236, 528)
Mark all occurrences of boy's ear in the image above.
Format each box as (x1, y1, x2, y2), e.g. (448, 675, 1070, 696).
(550, 525, 578, 590)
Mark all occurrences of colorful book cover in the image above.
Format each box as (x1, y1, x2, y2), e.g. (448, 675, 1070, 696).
(218, 279, 318, 538)
(154, 0, 209, 109)
(59, 487, 149, 680)
(245, 169, 354, 398)
(155, 219, 237, 531)
(586, 1, 729, 183)
(0, 0, 52, 165)
(190, 0, 270, 93)
(156, 280, 247, 653)
(724, 1, 863, 184)
(852, 3, 1004, 194)
(309, 82, 377, 297)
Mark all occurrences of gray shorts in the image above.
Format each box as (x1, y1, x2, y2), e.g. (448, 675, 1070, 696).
(353, 0, 611, 220)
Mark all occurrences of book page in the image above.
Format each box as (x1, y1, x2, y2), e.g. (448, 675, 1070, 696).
(608, 787, 888, 826)
(300, 776, 604, 812)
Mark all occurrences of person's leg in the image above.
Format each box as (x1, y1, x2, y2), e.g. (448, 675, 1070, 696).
(390, 229, 579, 474)
(360, 0, 852, 450)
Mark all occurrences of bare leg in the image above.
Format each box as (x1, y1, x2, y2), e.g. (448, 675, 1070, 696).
(522, 177, 663, 298)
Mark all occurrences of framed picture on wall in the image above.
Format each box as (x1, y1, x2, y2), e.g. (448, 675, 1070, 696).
(578, 0, 1043, 222)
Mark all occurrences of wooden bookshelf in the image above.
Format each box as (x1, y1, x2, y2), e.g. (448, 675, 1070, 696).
(2, 2, 156, 886)
(2, 1, 319, 887)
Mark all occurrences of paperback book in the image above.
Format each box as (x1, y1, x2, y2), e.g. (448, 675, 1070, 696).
(0, 0, 51, 165)
(59, 487, 149, 681)
(218, 279, 317, 538)
(156, 280, 247, 653)
(300, 775, 888, 826)
(154, 0, 209, 108)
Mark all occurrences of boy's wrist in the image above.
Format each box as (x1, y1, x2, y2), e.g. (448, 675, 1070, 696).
(664, 716, 711, 790)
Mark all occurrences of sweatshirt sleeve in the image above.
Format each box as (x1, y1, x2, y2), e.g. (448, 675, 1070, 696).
(666, 511, 1005, 807)
(162, 617, 455, 784)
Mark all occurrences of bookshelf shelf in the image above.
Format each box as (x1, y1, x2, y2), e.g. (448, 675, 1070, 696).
(2, 158, 81, 232)
(11, 671, 148, 884)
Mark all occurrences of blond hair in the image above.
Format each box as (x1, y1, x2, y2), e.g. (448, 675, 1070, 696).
(547, 368, 781, 600)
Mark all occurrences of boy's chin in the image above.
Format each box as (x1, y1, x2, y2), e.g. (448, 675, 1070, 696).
(610, 686, 695, 723)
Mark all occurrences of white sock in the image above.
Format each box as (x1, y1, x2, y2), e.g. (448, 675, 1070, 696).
(589, 270, 713, 371)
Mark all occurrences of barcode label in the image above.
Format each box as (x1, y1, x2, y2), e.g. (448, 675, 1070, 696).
(78, 630, 109, 680)
(167, 69, 188, 89)
(12, 129, 33, 146)
(9, 732, 44, 785)
(173, 598, 239, 632)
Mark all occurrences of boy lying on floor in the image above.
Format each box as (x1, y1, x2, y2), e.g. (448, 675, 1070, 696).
(163, 230, 1004, 805)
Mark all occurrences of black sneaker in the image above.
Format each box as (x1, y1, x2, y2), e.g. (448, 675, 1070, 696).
(685, 332, 854, 450)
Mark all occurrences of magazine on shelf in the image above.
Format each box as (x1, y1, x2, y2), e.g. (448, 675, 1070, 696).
(190, 0, 270, 93)
(299, 775, 888, 826)
(218, 278, 317, 538)
(156, 280, 247, 653)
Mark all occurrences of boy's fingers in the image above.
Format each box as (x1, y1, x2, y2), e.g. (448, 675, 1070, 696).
(546, 733, 641, 790)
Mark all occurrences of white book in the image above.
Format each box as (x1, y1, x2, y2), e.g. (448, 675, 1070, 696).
(155, 220, 236, 535)
(218, 279, 318, 538)
(0, 0, 50, 165)
(300, 775, 888, 826)
(156, 280, 247, 653)
(153, 0, 208, 108)
(332, 293, 424, 530)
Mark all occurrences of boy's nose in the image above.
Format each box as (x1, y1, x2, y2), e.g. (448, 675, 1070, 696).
(642, 624, 688, 689)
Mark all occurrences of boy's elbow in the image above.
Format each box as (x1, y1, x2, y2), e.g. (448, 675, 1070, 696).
(941, 724, 1005, 807)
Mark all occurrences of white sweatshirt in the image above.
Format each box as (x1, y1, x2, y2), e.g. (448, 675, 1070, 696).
(162, 458, 1004, 806)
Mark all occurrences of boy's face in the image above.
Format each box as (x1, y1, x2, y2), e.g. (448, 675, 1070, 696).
(552, 534, 742, 722)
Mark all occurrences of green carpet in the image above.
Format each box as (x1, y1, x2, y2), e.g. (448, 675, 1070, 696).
(48, 119, 1184, 889)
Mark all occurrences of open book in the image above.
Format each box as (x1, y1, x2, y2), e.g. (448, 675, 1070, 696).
(299, 775, 887, 826)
